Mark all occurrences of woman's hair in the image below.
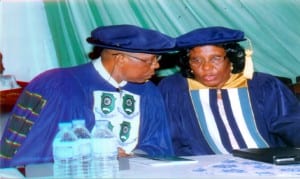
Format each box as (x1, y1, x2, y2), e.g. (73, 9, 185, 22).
(178, 43, 245, 78)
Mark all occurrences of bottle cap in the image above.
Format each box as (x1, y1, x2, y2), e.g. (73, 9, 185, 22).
(58, 122, 72, 129)
(72, 119, 86, 125)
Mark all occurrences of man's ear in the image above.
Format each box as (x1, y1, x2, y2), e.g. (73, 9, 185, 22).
(115, 54, 127, 66)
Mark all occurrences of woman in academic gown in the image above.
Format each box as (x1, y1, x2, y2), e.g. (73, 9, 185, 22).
(158, 26, 300, 156)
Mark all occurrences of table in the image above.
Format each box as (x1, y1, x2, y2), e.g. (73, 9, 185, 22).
(0, 81, 28, 113)
(0, 168, 25, 179)
(2, 154, 300, 178)
(120, 154, 300, 178)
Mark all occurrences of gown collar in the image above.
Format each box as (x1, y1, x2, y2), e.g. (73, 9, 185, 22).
(93, 58, 127, 88)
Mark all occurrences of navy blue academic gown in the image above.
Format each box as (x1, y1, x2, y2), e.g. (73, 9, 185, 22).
(158, 72, 300, 156)
(0, 62, 173, 168)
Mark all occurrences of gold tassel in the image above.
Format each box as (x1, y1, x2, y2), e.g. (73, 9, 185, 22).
(243, 38, 254, 79)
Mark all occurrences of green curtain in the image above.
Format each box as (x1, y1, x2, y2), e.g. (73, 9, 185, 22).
(43, 0, 300, 82)
(44, 0, 93, 67)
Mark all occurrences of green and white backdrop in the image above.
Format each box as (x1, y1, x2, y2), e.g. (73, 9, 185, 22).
(0, 0, 299, 82)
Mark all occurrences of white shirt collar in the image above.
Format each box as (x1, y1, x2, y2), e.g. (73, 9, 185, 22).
(93, 58, 127, 88)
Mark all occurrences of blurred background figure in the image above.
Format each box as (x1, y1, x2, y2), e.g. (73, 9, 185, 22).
(0, 51, 23, 140)
(0, 52, 21, 91)
(0, 52, 4, 74)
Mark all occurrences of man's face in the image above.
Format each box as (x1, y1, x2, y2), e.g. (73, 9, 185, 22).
(117, 52, 161, 83)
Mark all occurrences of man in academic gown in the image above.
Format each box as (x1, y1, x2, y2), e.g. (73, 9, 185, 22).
(0, 24, 175, 168)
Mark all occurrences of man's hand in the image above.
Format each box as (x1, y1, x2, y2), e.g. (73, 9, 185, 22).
(118, 147, 132, 157)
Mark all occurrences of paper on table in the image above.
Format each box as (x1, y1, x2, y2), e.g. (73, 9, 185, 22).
(0, 168, 25, 179)
(192, 155, 300, 177)
(131, 154, 198, 167)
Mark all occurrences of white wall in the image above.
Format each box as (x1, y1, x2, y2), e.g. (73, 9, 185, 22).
(0, 0, 58, 82)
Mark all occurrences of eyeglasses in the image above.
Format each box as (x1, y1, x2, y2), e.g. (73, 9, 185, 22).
(189, 55, 226, 67)
(112, 53, 162, 66)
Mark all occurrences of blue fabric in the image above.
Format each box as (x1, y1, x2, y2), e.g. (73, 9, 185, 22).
(189, 90, 222, 154)
(87, 24, 176, 53)
(176, 26, 246, 49)
(0, 62, 173, 168)
(158, 72, 300, 156)
(221, 90, 247, 148)
(190, 88, 269, 154)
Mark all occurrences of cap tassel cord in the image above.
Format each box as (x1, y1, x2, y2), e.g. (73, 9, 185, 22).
(243, 38, 254, 79)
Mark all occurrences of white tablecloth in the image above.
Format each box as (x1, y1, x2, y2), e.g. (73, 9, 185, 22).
(119, 154, 300, 178)
(3, 154, 300, 178)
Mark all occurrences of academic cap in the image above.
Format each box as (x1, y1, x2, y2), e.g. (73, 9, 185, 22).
(177, 26, 254, 79)
(176, 26, 246, 49)
(86, 24, 176, 54)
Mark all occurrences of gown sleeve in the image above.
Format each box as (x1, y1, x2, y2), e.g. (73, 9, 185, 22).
(249, 72, 300, 147)
(0, 68, 94, 168)
(158, 74, 214, 155)
(135, 82, 174, 156)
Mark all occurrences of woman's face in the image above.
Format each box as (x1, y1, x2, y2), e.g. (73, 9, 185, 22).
(189, 45, 231, 88)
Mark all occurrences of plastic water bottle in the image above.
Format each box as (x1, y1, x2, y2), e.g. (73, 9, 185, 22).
(91, 119, 119, 178)
(72, 119, 93, 178)
(52, 122, 78, 178)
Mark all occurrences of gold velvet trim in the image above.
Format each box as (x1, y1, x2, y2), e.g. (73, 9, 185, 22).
(188, 73, 248, 90)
